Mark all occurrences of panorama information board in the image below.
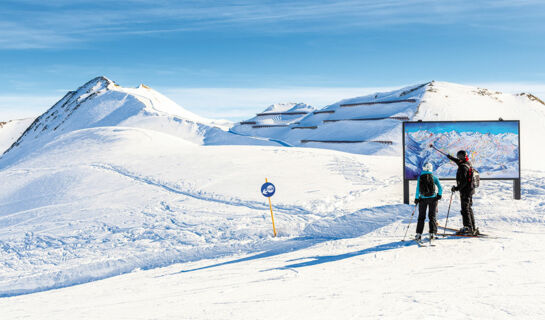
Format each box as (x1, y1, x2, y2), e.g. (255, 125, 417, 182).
(403, 120, 520, 180)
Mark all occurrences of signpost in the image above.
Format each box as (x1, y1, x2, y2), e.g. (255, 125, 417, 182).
(261, 179, 277, 237)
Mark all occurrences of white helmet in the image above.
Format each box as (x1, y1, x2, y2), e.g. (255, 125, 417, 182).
(423, 162, 433, 172)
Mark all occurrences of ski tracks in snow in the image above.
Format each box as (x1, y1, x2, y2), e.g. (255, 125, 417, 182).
(90, 163, 310, 216)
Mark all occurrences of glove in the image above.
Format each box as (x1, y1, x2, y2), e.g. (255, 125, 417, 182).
(451, 186, 458, 192)
(436, 194, 442, 200)
(414, 198, 419, 204)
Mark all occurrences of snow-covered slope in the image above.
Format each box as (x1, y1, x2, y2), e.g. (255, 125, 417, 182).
(1, 77, 279, 166)
(0, 125, 400, 296)
(1, 79, 545, 319)
(236, 102, 315, 128)
(232, 81, 545, 170)
(1, 126, 545, 317)
(0, 118, 34, 153)
(232, 83, 426, 155)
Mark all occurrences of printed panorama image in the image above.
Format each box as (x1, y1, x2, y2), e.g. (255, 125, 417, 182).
(404, 121, 520, 180)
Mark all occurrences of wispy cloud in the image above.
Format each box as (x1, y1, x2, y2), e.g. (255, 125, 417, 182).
(1, 0, 543, 49)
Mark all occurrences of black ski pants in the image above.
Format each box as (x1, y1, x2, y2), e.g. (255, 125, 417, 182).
(416, 197, 438, 234)
(460, 192, 476, 230)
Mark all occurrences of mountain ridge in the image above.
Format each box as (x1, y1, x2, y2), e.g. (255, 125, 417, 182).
(0, 76, 281, 166)
(2, 78, 545, 169)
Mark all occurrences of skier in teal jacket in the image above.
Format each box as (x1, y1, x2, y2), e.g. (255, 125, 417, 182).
(414, 162, 443, 241)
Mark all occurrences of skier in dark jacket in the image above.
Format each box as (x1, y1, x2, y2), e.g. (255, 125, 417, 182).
(447, 150, 478, 235)
(414, 162, 443, 241)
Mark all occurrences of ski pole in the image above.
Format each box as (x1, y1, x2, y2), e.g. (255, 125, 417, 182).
(402, 203, 418, 242)
(443, 190, 454, 236)
(429, 144, 449, 156)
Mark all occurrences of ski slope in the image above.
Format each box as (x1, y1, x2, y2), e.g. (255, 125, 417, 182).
(1, 78, 545, 318)
(2, 166, 545, 318)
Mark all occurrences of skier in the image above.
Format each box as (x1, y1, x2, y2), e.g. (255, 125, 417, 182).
(447, 150, 478, 235)
(414, 162, 443, 241)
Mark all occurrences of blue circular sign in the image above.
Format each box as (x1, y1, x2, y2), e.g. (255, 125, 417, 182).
(261, 182, 276, 197)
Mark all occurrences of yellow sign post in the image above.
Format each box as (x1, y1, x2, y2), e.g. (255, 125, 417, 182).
(262, 178, 277, 237)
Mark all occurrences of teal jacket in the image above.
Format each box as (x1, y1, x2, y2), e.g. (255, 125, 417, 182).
(415, 170, 443, 199)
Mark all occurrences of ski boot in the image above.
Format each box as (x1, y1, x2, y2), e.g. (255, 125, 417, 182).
(456, 226, 472, 235)
(415, 233, 422, 241)
(430, 233, 437, 240)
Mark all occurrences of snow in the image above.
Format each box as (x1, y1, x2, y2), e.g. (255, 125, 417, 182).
(0, 118, 34, 153)
(1, 77, 545, 318)
(231, 83, 427, 155)
(2, 176, 545, 318)
(232, 81, 545, 170)
(1, 76, 280, 166)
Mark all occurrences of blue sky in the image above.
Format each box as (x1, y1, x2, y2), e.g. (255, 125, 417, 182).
(1, 0, 545, 120)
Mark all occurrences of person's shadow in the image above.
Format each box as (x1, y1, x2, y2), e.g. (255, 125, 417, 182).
(160, 239, 417, 277)
(266, 240, 415, 271)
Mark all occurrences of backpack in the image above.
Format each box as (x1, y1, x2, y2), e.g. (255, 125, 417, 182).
(419, 173, 435, 197)
(462, 163, 480, 190)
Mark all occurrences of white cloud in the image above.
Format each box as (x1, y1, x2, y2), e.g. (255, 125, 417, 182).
(2, 0, 543, 49)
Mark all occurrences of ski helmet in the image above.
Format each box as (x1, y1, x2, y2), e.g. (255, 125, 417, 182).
(423, 162, 433, 171)
(456, 150, 468, 161)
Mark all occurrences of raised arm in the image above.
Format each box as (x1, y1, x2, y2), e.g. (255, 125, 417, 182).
(447, 154, 461, 165)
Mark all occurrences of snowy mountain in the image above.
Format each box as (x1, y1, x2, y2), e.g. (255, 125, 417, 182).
(0, 118, 34, 153)
(1, 78, 545, 319)
(1, 76, 279, 166)
(232, 83, 426, 154)
(235, 102, 315, 131)
(233, 81, 545, 169)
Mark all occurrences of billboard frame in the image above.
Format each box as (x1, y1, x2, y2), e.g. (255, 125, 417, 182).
(402, 120, 521, 204)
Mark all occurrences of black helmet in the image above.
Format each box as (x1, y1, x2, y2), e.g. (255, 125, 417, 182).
(456, 150, 467, 161)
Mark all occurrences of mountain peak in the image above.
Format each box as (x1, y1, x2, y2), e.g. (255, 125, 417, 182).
(1, 76, 180, 158)
(80, 76, 115, 93)
(1, 76, 281, 165)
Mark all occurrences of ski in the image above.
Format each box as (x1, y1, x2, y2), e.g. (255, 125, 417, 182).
(443, 233, 488, 238)
(438, 225, 487, 237)
(413, 239, 427, 247)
